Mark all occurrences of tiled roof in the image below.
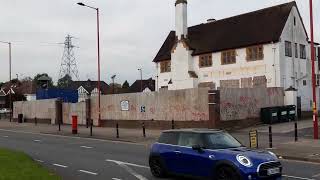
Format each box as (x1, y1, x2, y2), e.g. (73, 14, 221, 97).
(153, 2, 302, 62)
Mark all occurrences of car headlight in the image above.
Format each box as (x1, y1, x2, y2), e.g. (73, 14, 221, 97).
(268, 151, 278, 158)
(236, 154, 253, 167)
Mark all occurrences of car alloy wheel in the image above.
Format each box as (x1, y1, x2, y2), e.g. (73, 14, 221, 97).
(216, 166, 240, 180)
(149, 157, 166, 178)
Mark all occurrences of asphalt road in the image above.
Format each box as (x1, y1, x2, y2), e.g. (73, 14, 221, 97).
(0, 129, 319, 180)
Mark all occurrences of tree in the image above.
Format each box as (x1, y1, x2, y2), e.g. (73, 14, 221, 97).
(57, 74, 73, 88)
(0, 82, 4, 89)
(21, 76, 33, 82)
(33, 73, 54, 89)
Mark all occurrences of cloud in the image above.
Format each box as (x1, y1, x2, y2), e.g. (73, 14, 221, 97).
(0, 0, 319, 85)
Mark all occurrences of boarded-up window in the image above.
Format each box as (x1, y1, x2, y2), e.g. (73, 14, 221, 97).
(241, 78, 253, 88)
(246, 45, 264, 61)
(199, 54, 212, 68)
(300, 44, 306, 59)
(221, 50, 236, 65)
(253, 76, 267, 87)
(285, 41, 292, 57)
(220, 79, 240, 88)
(160, 61, 171, 73)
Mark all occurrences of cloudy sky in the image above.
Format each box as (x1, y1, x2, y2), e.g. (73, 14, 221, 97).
(0, 0, 319, 85)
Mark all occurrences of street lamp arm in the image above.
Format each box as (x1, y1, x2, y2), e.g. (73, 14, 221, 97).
(0, 41, 10, 44)
(77, 2, 98, 10)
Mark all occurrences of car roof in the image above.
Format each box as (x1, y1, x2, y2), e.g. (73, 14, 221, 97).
(162, 129, 224, 134)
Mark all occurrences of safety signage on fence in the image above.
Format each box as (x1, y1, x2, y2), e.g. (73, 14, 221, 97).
(249, 130, 258, 149)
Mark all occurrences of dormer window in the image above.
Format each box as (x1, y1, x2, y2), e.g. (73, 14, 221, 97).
(199, 54, 212, 68)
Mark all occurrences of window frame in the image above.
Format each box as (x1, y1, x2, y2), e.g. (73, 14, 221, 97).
(160, 61, 171, 73)
(300, 44, 306, 59)
(221, 50, 236, 65)
(285, 41, 292, 57)
(199, 54, 213, 68)
(246, 45, 264, 61)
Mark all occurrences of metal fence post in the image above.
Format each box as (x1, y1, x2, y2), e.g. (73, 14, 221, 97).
(142, 122, 146, 138)
(269, 125, 273, 148)
(116, 123, 119, 138)
(90, 119, 93, 136)
(295, 121, 298, 142)
(35, 117, 37, 126)
(58, 119, 61, 131)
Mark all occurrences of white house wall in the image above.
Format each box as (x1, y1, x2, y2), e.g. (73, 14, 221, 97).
(194, 43, 280, 88)
(280, 6, 319, 111)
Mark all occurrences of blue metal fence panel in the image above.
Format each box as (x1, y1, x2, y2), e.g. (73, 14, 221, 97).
(36, 88, 78, 103)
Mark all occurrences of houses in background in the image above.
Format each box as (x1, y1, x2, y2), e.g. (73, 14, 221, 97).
(129, 78, 155, 93)
(153, 0, 320, 111)
(68, 80, 110, 102)
(67, 79, 155, 102)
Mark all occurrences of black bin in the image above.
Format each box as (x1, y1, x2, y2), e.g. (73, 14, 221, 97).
(286, 105, 296, 121)
(261, 107, 279, 124)
(278, 106, 288, 123)
(18, 114, 23, 123)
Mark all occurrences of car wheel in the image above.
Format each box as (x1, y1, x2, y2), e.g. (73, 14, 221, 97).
(215, 166, 241, 180)
(149, 156, 167, 178)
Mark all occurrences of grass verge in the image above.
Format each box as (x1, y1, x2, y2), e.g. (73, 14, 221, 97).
(0, 148, 60, 180)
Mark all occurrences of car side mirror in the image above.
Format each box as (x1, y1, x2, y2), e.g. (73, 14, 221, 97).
(192, 145, 204, 152)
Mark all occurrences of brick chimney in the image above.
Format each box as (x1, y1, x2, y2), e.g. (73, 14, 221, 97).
(175, 0, 188, 40)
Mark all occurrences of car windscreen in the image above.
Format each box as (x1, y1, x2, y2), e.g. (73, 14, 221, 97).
(204, 132, 242, 150)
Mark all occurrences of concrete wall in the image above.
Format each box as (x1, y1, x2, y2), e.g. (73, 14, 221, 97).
(90, 88, 210, 126)
(13, 99, 57, 124)
(220, 87, 284, 121)
(62, 102, 87, 125)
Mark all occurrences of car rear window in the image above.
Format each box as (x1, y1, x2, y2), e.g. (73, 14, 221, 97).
(158, 132, 179, 145)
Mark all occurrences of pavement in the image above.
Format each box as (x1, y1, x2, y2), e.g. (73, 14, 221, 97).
(0, 118, 320, 179)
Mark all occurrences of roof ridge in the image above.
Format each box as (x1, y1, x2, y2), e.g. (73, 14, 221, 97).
(188, 1, 296, 29)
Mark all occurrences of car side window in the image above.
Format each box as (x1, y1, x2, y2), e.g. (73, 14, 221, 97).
(158, 132, 179, 145)
(178, 133, 203, 147)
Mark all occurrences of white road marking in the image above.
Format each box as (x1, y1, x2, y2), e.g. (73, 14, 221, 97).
(106, 159, 149, 169)
(0, 128, 144, 146)
(106, 159, 148, 180)
(312, 173, 320, 178)
(80, 146, 93, 149)
(283, 175, 315, 180)
(53, 164, 68, 168)
(35, 159, 44, 163)
(78, 170, 98, 175)
(3, 136, 8, 138)
(112, 178, 122, 180)
(33, 140, 41, 142)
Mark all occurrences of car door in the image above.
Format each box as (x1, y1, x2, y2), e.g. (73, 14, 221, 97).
(177, 133, 215, 177)
(157, 132, 181, 173)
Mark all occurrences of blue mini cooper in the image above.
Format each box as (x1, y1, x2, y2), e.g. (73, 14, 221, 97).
(149, 129, 282, 180)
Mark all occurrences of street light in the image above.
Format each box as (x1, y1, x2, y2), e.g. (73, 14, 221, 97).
(138, 68, 143, 92)
(77, 2, 102, 126)
(0, 41, 12, 122)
